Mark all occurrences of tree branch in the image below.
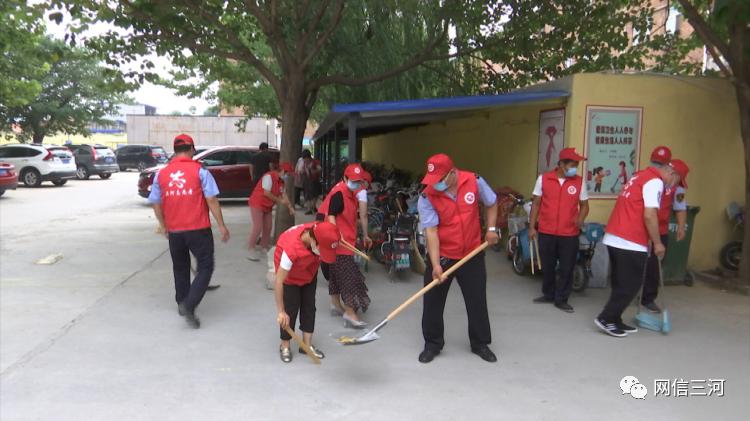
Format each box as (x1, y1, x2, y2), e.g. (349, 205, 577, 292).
(245, 0, 294, 74)
(301, 0, 345, 69)
(308, 23, 452, 89)
(675, 0, 731, 60)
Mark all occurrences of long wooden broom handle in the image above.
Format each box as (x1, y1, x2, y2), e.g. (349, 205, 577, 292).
(385, 242, 489, 321)
(283, 326, 321, 364)
(339, 238, 371, 261)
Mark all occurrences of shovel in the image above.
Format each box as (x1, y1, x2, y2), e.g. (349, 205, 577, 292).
(634, 259, 671, 334)
(335, 241, 489, 345)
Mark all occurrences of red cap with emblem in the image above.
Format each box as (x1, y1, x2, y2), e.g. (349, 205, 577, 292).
(559, 147, 586, 162)
(343, 163, 366, 181)
(668, 158, 689, 188)
(312, 222, 340, 264)
(278, 161, 294, 173)
(173, 133, 195, 148)
(650, 146, 672, 165)
(421, 153, 454, 185)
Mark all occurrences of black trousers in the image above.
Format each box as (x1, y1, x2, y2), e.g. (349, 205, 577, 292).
(642, 234, 669, 304)
(538, 233, 579, 303)
(294, 187, 303, 205)
(280, 277, 318, 340)
(598, 246, 648, 323)
(168, 228, 215, 313)
(422, 252, 491, 351)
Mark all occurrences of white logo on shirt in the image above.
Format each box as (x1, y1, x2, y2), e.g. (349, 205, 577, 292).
(168, 170, 186, 188)
(464, 192, 475, 205)
(567, 186, 577, 195)
(427, 163, 435, 173)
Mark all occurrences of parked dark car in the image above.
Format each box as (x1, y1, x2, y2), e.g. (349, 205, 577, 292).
(67, 144, 119, 180)
(116, 145, 168, 172)
(138, 146, 279, 199)
(0, 163, 18, 196)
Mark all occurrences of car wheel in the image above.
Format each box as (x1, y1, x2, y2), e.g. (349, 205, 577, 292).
(0, 190, 5, 197)
(52, 180, 67, 186)
(137, 161, 148, 172)
(119, 165, 126, 172)
(100, 173, 112, 179)
(76, 165, 90, 180)
(21, 168, 42, 187)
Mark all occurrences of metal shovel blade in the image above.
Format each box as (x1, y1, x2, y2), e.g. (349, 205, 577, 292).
(332, 319, 388, 346)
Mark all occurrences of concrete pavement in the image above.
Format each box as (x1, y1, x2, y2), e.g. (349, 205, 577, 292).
(1, 172, 748, 420)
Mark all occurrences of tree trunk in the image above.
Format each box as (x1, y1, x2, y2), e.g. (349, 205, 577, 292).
(734, 79, 750, 282)
(32, 130, 45, 144)
(274, 80, 313, 238)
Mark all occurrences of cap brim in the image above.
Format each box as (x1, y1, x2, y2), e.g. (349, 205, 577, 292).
(421, 172, 444, 185)
(319, 246, 337, 264)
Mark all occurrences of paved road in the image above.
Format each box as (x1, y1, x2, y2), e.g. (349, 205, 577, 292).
(1, 173, 748, 420)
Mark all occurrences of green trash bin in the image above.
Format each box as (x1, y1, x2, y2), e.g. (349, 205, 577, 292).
(662, 206, 700, 285)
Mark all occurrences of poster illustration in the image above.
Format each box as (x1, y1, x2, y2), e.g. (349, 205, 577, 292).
(584, 106, 642, 198)
(537, 109, 565, 174)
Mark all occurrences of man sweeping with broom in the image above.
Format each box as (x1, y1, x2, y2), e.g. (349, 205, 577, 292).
(417, 153, 500, 363)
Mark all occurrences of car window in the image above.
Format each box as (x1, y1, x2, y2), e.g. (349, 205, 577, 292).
(18, 147, 42, 158)
(151, 147, 167, 157)
(94, 146, 115, 157)
(76, 147, 91, 155)
(201, 150, 235, 167)
(236, 150, 253, 164)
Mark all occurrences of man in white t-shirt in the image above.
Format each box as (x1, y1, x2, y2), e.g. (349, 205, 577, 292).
(594, 163, 680, 338)
(528, 148, 589, 313)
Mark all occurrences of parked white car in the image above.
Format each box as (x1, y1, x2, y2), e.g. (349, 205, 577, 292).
(0, 144, 77, 187)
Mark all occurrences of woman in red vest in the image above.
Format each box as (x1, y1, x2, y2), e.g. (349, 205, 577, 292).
(528, 148, 589, 313)
(317, 163, 372, 328)
(417, 153, 500, 364)
(274, 221, 339, 363)
(247, 161, 295, 261)
(595, 162, 680, 337)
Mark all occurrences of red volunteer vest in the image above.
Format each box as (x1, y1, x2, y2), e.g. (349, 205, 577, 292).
(606, 167, 662, 247)
(158, 157, 211, 232)
(318, 181, 357, 256)
(423, 170, 483, 260)
(248, 171, 283, 212)
(274, 223, 319, 286)
(537, 171, 583, 236)
(657, 185, 675, 235)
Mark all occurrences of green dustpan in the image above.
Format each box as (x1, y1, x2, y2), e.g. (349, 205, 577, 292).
(634, 259, 671, 334)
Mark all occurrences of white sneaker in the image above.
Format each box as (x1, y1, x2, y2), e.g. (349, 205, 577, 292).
(247, 249, 260, 261)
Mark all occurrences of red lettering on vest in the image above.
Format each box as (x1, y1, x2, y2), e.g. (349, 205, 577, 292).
(249, 171, 284, 212)
(537, 170, 583, 236)
(423, 170, 482, 259)
(606, 167, 662, 247)
(274, 223, 319, 286)
(318, 181, 358, 256)
(158, 157, 210, 232)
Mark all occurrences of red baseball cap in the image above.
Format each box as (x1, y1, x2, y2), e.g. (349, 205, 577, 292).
(312, 222, 340, 264)
(650, 146, 672, 165)
(421, 153, 454, 185)
(173, 133, 195, 148)
(278, 161, 294, 173)
(668, 159, 689, 188)
(362, 170, 372, 183)
(559, 147, 586, 162)
(343, 163, 366, 181)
